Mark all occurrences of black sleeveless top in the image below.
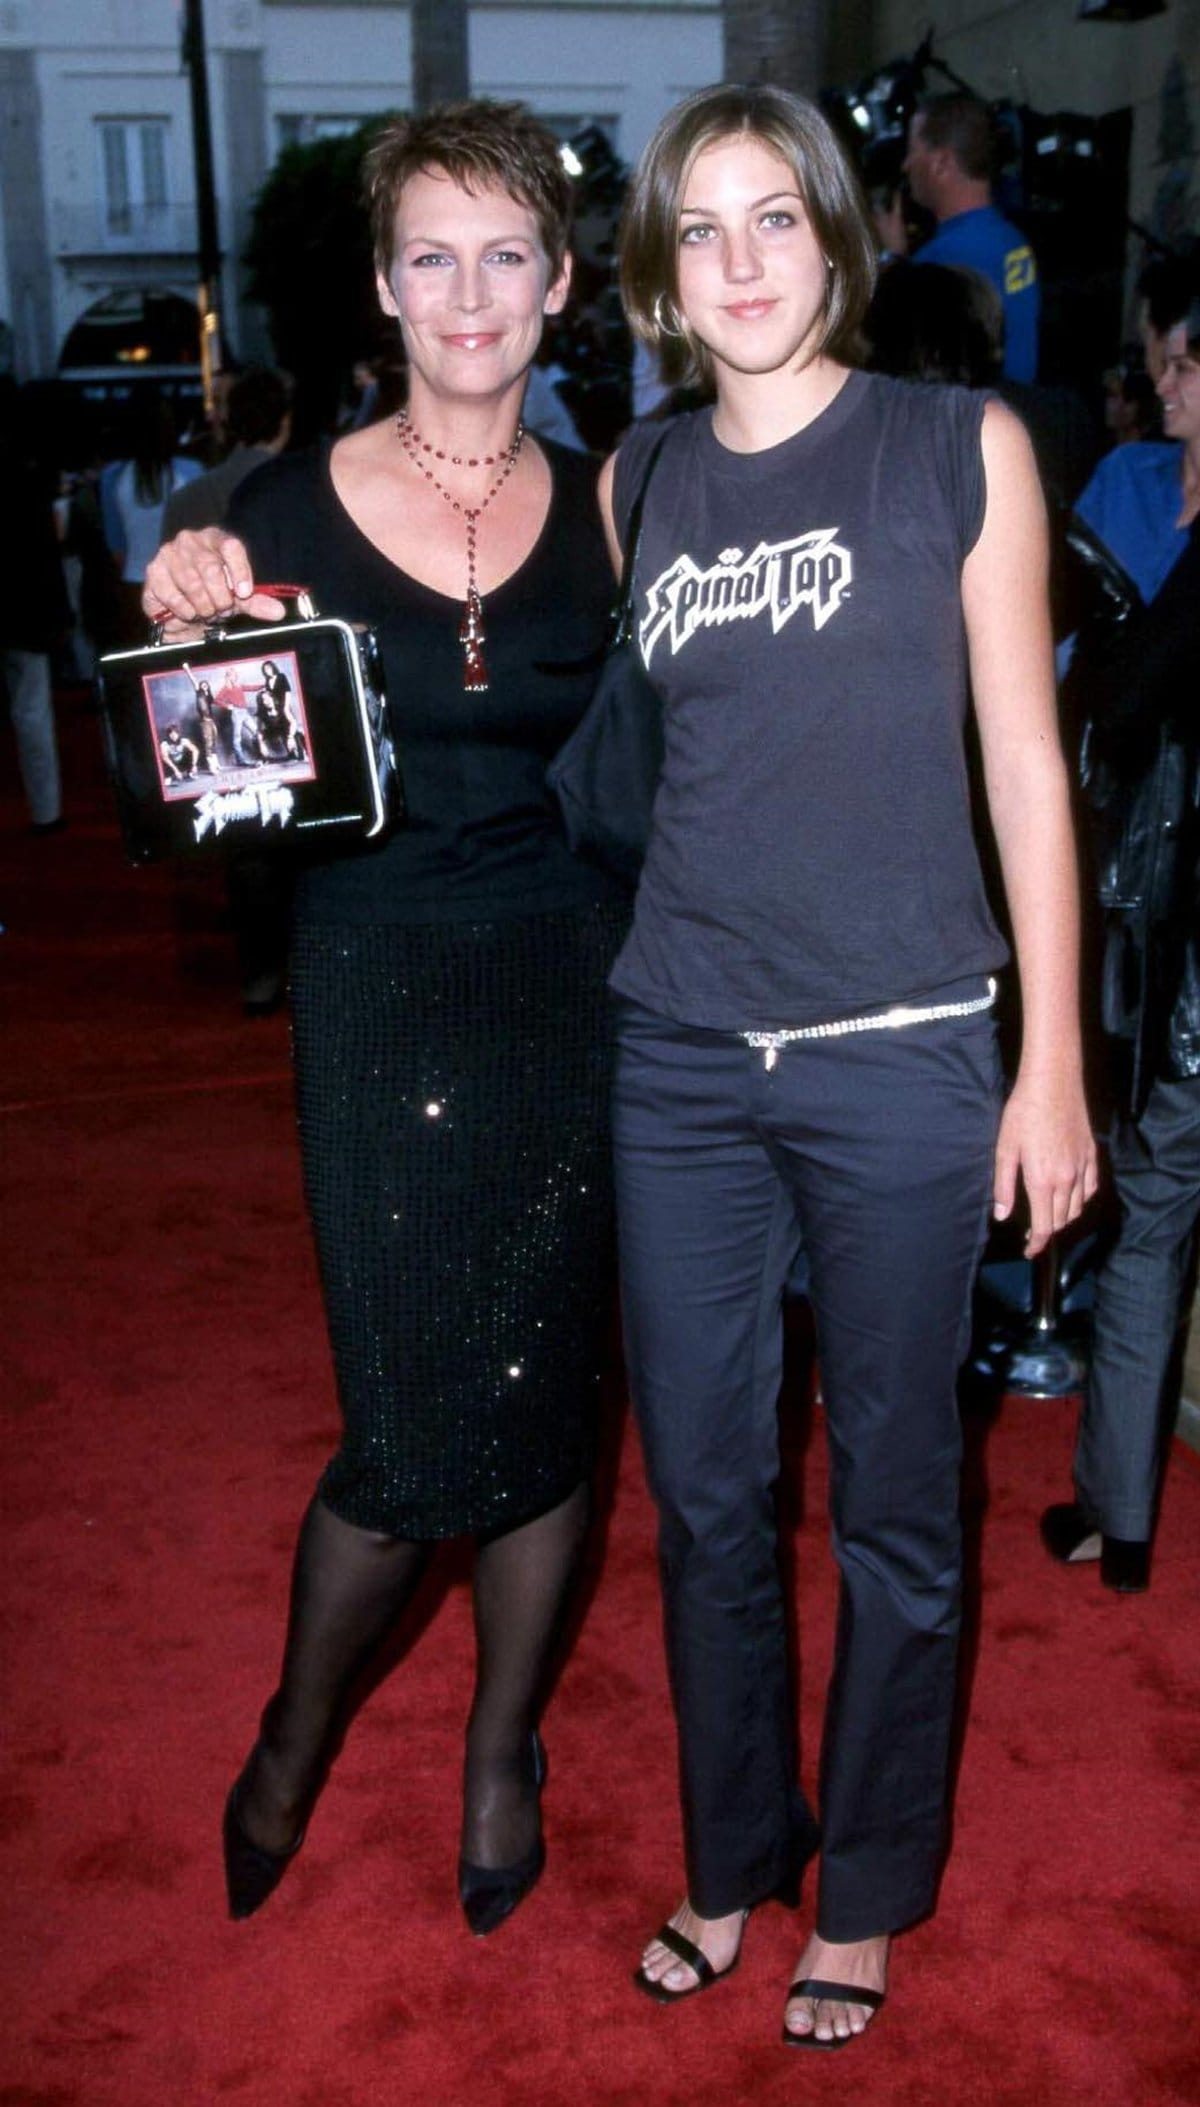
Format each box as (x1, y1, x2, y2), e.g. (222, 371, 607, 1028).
(228, 438, 622, 925)
(610, 372, 1008, 1030)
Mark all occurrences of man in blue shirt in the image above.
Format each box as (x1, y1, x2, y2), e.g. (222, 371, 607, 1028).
(904, 94, 1040, 383)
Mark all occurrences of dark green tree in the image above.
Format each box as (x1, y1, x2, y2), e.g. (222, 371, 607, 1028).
(242, 120, 395, 440)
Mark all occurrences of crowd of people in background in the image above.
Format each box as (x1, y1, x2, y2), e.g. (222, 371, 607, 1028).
(1, 95, 1193, 729)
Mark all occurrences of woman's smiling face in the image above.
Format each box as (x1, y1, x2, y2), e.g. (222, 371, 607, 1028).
(674, 133, 827, 381)
(377, 168, 569, 404)
(1156, 321, 1200, 450)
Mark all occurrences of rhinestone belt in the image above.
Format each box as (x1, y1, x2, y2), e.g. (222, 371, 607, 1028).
(742, 978, 998, 1070)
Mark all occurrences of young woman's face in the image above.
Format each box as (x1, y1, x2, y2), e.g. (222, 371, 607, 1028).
(378, 169, 569, 405)
(1156, 322, 1200, 448)
(675, 134, 828, 381)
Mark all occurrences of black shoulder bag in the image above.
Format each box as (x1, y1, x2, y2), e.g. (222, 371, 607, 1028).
(547, 426, 671, 882)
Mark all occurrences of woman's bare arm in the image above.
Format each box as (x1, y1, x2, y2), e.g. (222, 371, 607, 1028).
(963, 398, 1099, 1254)
(597, 453, 621, 576)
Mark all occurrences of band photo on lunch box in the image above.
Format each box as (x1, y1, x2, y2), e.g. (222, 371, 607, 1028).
(143, 649, 316, 801)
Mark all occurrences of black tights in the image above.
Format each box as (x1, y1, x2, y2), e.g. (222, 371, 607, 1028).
(236, 1482, 589, 1869)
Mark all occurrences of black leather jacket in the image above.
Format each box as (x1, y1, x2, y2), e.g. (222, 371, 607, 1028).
(1074, 519, 1200, 1118)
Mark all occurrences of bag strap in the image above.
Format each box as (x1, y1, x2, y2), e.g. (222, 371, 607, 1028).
(612, 424, 673, 647)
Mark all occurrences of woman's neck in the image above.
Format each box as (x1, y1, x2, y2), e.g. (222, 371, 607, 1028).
(1179, 439, 1200, 526)
(400, 375, 526, 461)
(710, 353, 850, 456)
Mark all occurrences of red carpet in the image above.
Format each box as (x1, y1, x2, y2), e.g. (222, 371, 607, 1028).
(2, 696, 1198, 2106)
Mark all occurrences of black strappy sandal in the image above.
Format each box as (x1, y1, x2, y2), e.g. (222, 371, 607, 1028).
(633, 1912, 746, 2004)
(782, 1975, 886, 2049)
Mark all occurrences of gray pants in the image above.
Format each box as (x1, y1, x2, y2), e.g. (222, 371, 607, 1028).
(3, 648, 61, 826)
(1075, 1072, 1200, 1540)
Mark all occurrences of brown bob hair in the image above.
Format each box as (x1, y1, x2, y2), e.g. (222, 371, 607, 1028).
(620, 83, 877, 390)
(364, 99, 574, 280)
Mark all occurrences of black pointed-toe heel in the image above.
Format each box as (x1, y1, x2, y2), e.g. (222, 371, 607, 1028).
(222, 1772, 306, 1921)
(457, 1732, 546, 1937)
(457, 1833, 546, 1938)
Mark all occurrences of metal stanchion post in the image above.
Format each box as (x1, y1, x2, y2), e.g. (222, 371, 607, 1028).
(1001, 1233, 1090, 1397)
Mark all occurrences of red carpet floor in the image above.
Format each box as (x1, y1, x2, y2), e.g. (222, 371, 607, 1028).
(2, 697, 1199, 2106)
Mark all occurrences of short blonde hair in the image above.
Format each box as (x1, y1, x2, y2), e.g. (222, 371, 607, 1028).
(620, 83, 877, 390)
(364, 99, 573, 280)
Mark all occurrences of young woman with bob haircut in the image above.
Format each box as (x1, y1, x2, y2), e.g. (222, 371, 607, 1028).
(600, 82, 1096, 2046)
(143, 99, 630, 1940)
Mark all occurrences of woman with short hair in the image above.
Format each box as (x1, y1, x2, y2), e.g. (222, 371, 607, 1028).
(143, 99, 628, 1938)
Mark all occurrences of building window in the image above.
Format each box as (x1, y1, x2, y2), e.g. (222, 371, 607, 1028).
(98, 120, 170, 236)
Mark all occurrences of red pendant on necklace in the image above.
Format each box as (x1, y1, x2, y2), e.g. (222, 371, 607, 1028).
(460, 587, 489, 692)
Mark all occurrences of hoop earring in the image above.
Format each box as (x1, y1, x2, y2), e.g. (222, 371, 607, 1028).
(652, 291, 685, 340)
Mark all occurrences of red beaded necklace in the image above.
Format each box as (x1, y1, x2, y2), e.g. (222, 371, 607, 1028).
(395, 410, 525, 692)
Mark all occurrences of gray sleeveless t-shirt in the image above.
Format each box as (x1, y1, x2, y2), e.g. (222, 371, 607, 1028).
(609, 369, 1008, 1031)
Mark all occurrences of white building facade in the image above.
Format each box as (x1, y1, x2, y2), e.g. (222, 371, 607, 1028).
(1, 1, 1195, 387)
(0, 0, 722, 384)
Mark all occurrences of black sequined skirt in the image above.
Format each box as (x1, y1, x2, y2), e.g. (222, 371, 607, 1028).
(290, 901, 628, 1538)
